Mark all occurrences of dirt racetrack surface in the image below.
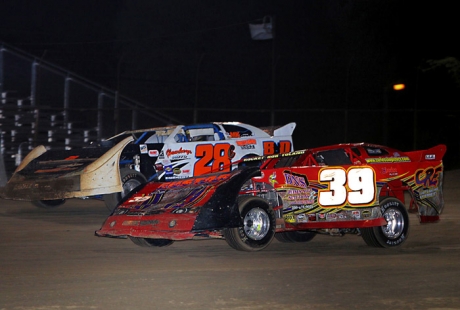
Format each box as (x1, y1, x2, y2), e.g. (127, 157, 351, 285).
(1, 170, 460, 310)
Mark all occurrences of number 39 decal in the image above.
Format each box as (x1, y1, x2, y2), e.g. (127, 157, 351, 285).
(318, 167, 376, 207)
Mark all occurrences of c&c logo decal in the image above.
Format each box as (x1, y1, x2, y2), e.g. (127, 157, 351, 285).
(415, 166, 442, 188)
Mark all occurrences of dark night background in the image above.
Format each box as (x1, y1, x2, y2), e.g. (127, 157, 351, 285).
(1, 0, 459, 167)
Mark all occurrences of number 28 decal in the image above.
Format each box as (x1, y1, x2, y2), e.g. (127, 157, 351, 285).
(318, 167, 376, 207)
(194, 143, 235, 176)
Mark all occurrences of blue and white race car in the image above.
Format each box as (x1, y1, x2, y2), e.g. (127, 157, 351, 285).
(147, 122, 295, 181)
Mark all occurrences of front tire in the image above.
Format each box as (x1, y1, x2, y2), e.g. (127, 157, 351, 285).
(223, 196, 275, 252)
(103, 168, 147, 211)
(128, 236, 174, 247)
(361, 197, 409, 248)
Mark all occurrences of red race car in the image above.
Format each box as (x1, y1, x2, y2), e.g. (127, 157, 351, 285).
(95, 142, 446, 251)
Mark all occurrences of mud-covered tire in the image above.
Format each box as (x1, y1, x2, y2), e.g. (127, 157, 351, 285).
(361, 197, 409, 248)
(128, 236, 174, 247)
(275, 231, 316, 243)
(103, 168, 147, 211)
(223, 196, 275, 252)
(31, 199, 66, 209)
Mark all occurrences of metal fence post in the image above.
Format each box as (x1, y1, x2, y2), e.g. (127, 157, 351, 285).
(64, 76, 71, 126)
(0, 46, 4, 95)
(97, 91, 104, 140)
(31, 60, 38, 106)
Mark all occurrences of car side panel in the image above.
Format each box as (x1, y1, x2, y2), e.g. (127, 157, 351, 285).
(156, 137, 293, 181)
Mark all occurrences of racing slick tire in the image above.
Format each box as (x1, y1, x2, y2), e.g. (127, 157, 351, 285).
(103, 168, 147, 212)
(361, 197, 409, 248)
(223, 196, 276, 252)
(31, 199, 66, 209)
(275, 231, 316, 243)
(128, 236, 174, 247)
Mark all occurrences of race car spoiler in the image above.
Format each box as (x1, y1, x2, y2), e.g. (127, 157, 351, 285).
(0, 137, 133, 201)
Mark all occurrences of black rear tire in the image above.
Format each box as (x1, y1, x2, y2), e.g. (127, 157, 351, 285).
(223, 196, 275, 252)
(103, 168, 147, 212)
(361, 197, 409, 248)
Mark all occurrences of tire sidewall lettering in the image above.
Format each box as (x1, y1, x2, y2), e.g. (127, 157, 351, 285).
(122, 173, 138, 183)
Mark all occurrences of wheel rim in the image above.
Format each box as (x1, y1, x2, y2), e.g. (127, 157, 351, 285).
(382, 207, 405, 239)
(121, 179, 142, 197)
(243, 207, 270, 240)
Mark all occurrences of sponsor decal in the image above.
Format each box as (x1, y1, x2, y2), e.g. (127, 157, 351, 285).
(263, 141, 292, 155)
(164, 165, 174, 176)
(166, 148, 192, 158)
(381, 167, 398, 175)
(240, 145, 256, 150)
(297, 213, 308, 223)
(308, 214, 317, 221)
(228, 131, 241, 138)
(351, 210, 360, 219)
(284, 188, 316, 204)
(245, 156, 265, 162)
(362, 210, 371, 218)
(290, 204, 314, 211)
(425, 154, 436, 160)
(283, 214, 296, 223)
(365, 157, 410, 163)
(415, 166, 442, 188)
(418, 188, 438, 199)
(269, 172, 278, 186)
(283, 171, 308, 188)
(173, 168, 181, 175)
(171, 155, 189, 160)
(139, 144, 148, 154)
(236, 139, 257, 146)
(148, 150, 159, 157)
(326, 213, 337, 220)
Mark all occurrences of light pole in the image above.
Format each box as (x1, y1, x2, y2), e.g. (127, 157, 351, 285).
(383, 83, 405, 145)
